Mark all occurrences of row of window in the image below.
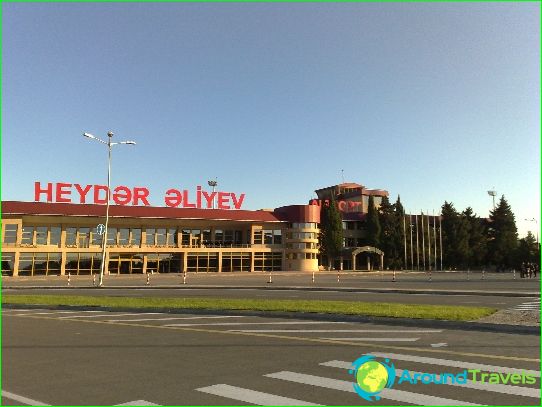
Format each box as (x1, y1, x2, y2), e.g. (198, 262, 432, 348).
(4, 225, 284, 248)
(286, 242, 318, 250)
(286, 252, 318, 260)
(290, 223, 318, 229)
(253, 229, 282, 245)
(1, 251, 284, 275)
(285, 232, 318, 240)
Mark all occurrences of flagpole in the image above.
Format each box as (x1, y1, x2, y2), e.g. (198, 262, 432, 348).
(421, 211, 426, 271)
(439, 212, 443, 270)
(433, 209, 437, 271)
(427, 210, 431, 271)
(403, 214, 407, 270)
(415, 213, 420, 271)
(409, 213, 414, 271)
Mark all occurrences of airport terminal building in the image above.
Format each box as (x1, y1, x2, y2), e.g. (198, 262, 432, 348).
(1, 182, 388, 277)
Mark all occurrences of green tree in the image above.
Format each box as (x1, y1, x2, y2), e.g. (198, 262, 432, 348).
(463, 207, 487, 268)
(487, 195, 518, 270)
(320, 195, 344, 269)
(366, 195, 381, 248)
(394, 196, 406, 269)
(379, 196, 403, 269)
(440, 201, 469, 269)
(515, 232, 539, 266)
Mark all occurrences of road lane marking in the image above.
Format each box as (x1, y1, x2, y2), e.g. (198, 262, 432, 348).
(106, 315, 248, 322)
(58, 312, 163, 319)
(195, 384, 322, 406)
(165, 321, 347, 327)
(9, 313, 539, 363)
(2, 390, 50, 406)
(229, 329, 443, 333)
(115, 400, 160, 406)
(321, 360, 541, 398)
(264, 371, 482, 406)
(369, 352, 541, 377)
(320, 337, 420, 342)
(431, 343, 448, 348)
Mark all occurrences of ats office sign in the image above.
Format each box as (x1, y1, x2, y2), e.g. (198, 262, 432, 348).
(34, 182, 246, 210)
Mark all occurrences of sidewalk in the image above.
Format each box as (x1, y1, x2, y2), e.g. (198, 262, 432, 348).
(3, 270, 540, 297)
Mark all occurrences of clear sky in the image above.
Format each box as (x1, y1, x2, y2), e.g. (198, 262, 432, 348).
(2, 2, 540, 237)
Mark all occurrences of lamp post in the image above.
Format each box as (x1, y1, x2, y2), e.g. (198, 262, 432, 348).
(83, 131, 136, 287)
(487, 189, 497, 211)
(524, 218, 539, 244)
(208, 179, 217, 209)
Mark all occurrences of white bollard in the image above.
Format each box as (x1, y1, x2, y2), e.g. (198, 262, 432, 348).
(482, 269, 485, 280)
(268, 271, 273, 284)
(513, 269, 516, 280)
(312, 272, 315, 283)
(92, 274, 96, 286)
(146, 273, 150, 285)
(183, 272, 187, 285)
(337, 271, 340, 283)
(392, 270, 396, 283)
(68, 272, 71, 286)
(467, 269, 470, 281)
(429, 269, 432, 282)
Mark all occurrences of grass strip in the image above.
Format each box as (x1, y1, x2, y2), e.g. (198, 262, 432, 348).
(2, 295, 496, 321)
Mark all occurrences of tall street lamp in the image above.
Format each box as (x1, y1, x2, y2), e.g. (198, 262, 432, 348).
(524, 218, 539, 244)
(83, 131, 136, 287)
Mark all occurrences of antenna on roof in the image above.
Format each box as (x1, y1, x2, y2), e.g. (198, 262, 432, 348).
(341, 169, 344, 184)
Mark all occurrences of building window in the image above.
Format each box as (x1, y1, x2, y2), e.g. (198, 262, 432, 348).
(253, 230, 263, 244)
(16, 252, 62, 276)
(1, 253, 15, 276)
(166, 228, 177, 247)
(264, 230, 273, 245)
(118, 228, 130, 245)
(131, 229, 141, 246)
(35, 227, 48, 245)
(78, 228, 91, 248)
(50, 227, 61, 246)
(156, 228, 167, 246)
(3, 224, 18, 245)
(21, 226, 34, 245)
(91, 227, 103, 246)
(146, 228, 156, 246)
(105, 228, 116, 246)
(66, 228, 77, 246)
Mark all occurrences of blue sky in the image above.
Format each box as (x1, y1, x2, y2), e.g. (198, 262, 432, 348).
(2, 2, 540, 236)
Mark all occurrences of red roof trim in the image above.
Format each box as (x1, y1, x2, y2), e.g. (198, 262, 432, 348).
(1, 201, 283, 223)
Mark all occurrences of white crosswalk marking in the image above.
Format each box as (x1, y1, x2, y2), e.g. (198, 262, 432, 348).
(321, 360, 540, 398)
(264, 371, 482, 406)
(510, 299, 540, 311)
(196, 384, 322, 406)
(369, 352, 541, 377)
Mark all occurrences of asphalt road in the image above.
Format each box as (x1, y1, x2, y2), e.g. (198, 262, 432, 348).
(2, 308, 540, 406)
(3, 271, 540, 294)
(2, 287, 537, 310)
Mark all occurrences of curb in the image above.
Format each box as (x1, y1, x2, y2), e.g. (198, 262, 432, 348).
(2, 303, 539, 335)
(2, 284, 540, 297)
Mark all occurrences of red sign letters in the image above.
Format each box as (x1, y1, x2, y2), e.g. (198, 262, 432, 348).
(34, 182, 246, 210)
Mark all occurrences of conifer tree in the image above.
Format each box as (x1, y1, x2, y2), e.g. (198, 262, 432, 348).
(320, 195, 344, 269)
(366, 195, 381, 247)
(487, 196, 518, 270)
